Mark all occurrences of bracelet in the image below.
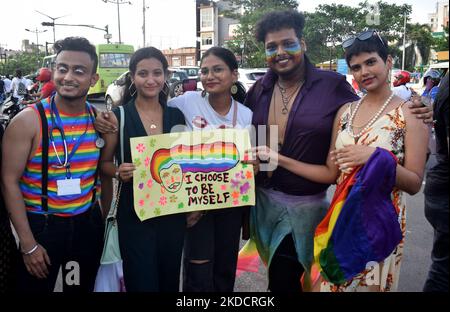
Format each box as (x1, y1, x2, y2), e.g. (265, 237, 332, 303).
(22, 244, 39, 255)
(114, 169, 121, 181)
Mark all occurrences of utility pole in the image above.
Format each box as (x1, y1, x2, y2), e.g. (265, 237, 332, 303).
(402, 11, 407, 70)
(329, 20, 335, 70)
(35, 10, 68, 43)
(142, 0, 148, 47)
(103, 0, 132, 44)
(25, 28, 48, 52)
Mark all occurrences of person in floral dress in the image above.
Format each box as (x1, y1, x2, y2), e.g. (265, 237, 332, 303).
(253, 30, 429, 292)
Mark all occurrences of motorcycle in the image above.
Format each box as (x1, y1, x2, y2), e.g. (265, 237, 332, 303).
(0, 95, 26, 128)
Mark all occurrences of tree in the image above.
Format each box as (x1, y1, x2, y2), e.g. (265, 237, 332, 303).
(223, 0, 298, 67)
(432, 25, 449, 52)
(303, 1, 412, 66)
(303, 4, 361, 65)
(1, 51, 44, 77)
(405, 23, 434, 69)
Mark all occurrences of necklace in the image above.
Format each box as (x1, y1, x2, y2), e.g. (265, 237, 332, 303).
(136, 105, 161, 132)
(347, 92, 394, 139)
(277, 81, 303, 114)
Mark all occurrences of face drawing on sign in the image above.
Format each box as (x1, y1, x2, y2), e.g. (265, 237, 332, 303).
(150, 142, 239, 193)
(160, 163, 183, 192)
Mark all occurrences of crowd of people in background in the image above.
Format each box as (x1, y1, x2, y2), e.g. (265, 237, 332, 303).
(0, 8, 447, 294)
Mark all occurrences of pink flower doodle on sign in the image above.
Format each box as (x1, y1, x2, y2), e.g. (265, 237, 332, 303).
(136, 143, 145, 153)
(159, 196, 167, 206)
(220, 184, 227, 191)
(147, 179, 153, 189)
(144, 156, 151, 167)
(138, 199, 145, 207)
(233, 199, 239, 206)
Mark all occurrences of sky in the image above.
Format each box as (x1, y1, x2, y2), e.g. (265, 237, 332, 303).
(0, 0, 440, 51)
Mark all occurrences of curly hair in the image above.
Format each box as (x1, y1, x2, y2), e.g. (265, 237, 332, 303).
(255, 10, 305, 43)
(53, 37, 98, 73)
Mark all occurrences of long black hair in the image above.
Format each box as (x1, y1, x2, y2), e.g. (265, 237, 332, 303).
(121, 47, 170, 106)
(201, 47, 246, 103)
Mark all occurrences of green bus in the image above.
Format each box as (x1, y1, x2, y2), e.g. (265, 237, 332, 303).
(41, 43, 134, 98)
(89, 43, 134, 97)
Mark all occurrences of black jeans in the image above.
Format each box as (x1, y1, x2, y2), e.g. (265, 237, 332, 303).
(183, 207, 243, 292)
(268, 233, 304, 292)
(423, 193, 449, 292)
(15, 206, 104, 292)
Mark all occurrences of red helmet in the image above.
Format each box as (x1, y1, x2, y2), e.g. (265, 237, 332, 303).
(36, 67, 52, 82)
(393, 71, 410, 87)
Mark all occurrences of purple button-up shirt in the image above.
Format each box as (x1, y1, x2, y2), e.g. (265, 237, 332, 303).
(245, 56, 359, 196)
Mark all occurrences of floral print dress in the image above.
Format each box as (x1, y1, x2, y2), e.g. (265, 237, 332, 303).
(320, 102, 407, 292)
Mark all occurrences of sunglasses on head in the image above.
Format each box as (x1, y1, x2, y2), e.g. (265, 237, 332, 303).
(342, 30, 385, 49)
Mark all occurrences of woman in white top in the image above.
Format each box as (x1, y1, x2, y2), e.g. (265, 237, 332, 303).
(168, 47, 252, 292)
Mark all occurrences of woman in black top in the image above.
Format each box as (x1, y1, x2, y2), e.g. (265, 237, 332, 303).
(99, 47, 186, 291)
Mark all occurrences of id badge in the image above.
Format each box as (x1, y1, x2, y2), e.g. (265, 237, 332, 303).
(57, 178, 81, 196)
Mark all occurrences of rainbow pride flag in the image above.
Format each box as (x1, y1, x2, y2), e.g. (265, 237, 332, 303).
(314, 148, 402, 285)
(236, 240, 261, 277)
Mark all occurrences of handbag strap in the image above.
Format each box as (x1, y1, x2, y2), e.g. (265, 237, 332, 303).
(110, 106, 125, 219)
(119, 105, 125, 165)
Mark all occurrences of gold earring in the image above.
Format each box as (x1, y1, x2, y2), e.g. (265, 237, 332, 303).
(230, 84, 238, 95)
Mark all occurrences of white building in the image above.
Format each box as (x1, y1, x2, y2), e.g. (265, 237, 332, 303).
(198, 0, 240, 58)
(428, 0, 449, 32)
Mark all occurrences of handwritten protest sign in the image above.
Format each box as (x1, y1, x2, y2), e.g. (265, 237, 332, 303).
(130, 129, 255, 221)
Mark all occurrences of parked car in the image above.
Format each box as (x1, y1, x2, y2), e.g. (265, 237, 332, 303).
(168, 68, 191, 97)
(105, 69, 198, 108)
(105, 71, 128, 109)
(176, 66, 200, 81)
(196, 67, 268, 92)
(238, 68, 267, 91)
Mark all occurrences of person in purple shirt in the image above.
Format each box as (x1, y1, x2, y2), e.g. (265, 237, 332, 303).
(244, 10, 433, 292)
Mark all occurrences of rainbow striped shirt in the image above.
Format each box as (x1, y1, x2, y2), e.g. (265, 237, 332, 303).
(20, 98, 100, 216)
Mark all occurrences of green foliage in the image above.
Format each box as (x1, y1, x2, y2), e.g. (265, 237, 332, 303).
(405, 23, 434, 68)
(303, 1, 412, 66)
(223, 0, 298, 67)
(222, 0, 420, 68)
(432, 26, 449, 52)
(1, 51, 44, 76)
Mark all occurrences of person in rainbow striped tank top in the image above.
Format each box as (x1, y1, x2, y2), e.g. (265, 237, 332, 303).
(1, 37, 106, 292)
